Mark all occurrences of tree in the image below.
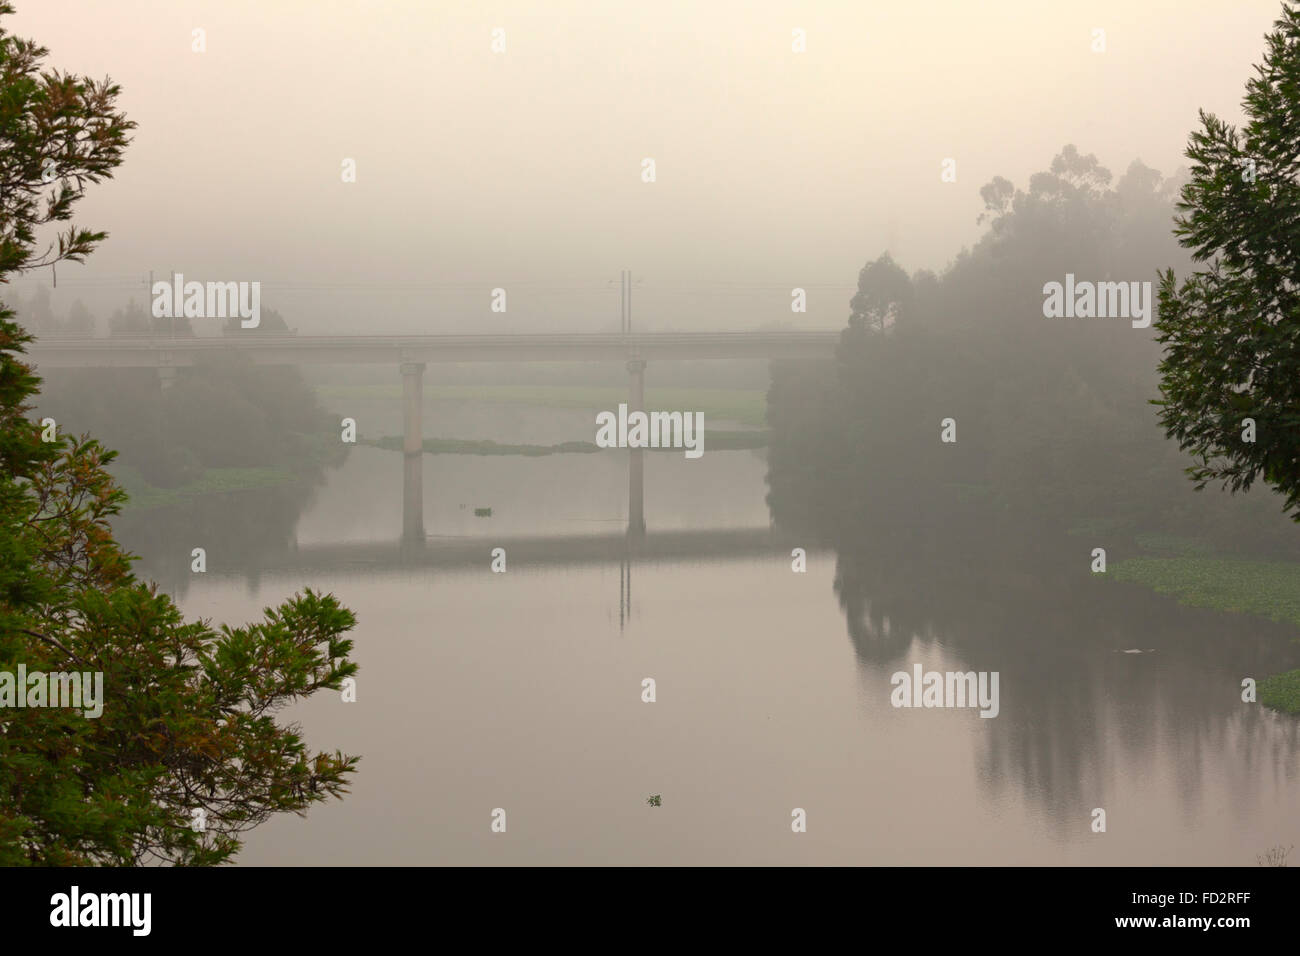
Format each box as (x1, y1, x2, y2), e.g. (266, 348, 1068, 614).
(0, 1, 359, 865)
(769, 140, 1299, 556)
(106, 297, 148, 335)
(1155, 1, 1300, 519)
(21, 285, 54, 332)
(65, 298, 93, 335)
(847, 252, 913, 333)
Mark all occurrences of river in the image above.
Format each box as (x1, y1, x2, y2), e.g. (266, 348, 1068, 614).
(113, 398, 1300, 865)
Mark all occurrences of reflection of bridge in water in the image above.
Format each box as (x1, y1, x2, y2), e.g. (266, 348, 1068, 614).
(28, 331, 840, 540)
(227, 527, 819, 633)
(259, 526, 807, 572)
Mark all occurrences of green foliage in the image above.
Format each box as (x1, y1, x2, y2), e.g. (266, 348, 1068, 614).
(35, 349, 342, 489)
(1258, 670, 1300, 713)
(0, 4, 133, 281)
(0, 3, 358, 865)
(15, 288, 335, 491)
(111, 464, 299, 511)
(1155, 2, 1300, 519)
(1109, 556, 1300, 629)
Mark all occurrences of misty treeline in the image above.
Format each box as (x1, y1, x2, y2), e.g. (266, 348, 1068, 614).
(11, 286, 294, 337)
(15, 291, 337, 490)
(766, 145, 1300, 561)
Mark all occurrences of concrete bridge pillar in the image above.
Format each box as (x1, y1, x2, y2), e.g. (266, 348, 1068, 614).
(627, 358, 646, 538)
(401, 362, 426, 543)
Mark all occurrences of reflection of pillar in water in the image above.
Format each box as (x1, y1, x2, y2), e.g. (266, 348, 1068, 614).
(627, 358, 646, 538)
(619, 549, 633, 634)
(400, 362, 426, 544)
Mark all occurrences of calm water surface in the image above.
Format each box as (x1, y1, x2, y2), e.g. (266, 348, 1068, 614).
(117, 401, 1300, 865)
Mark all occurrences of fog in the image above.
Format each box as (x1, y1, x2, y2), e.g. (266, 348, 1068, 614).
(9, 0, 1300, 871)
(9, 0, 1284, 332)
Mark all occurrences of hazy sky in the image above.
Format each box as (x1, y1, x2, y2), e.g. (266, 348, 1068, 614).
(8, 0, 1288, 332)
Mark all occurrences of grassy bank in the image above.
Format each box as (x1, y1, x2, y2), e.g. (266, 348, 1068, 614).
(1109, 556, 1300, 630)
(316, 384, 769, 427)
(111, 464, 300, 511)
(1259, 671, 1300, 714)
(1110, 551, 1300, 714)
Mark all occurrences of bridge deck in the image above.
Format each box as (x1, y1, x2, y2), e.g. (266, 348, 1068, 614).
(25, 331, 841, 367)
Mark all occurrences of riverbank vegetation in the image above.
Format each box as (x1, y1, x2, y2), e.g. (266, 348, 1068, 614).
(1110, 556, 1300, 630)
(20, 297, 347, 504)
(109, 463, 300, 511)
(1259, 671, 1300, 714)
(764, 144, 1300, 713)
